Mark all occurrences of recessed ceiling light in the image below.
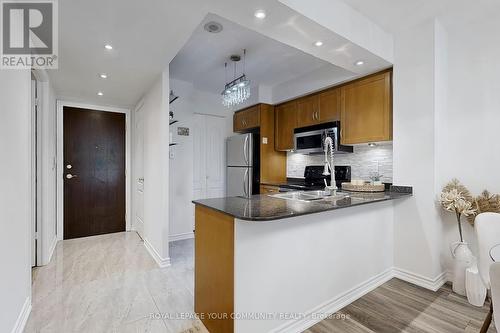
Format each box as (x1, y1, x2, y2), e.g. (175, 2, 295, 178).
(104, 44, 113, 50)
(254, 10, 266, 19)
(314, 41, 323, 47)
(99, 73, 108, 79)
(97, 91, 104, 96)
(355, 60, 365, 66)
(204, 21, 223, 33)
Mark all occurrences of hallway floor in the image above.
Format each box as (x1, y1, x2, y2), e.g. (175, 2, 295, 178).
(26, 232, 207, 333)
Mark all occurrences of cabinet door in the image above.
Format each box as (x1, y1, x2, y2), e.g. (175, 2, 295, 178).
(259, 185, 280, 194)
(233, 106, 260, 132)
(319, 89, 340, 123)
(341, 72, 392, 144)
(275, 101, 297, 151)
(297, 95, 319, 128)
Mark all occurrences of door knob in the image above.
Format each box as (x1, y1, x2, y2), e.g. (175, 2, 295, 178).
(66, 174, 77, 179)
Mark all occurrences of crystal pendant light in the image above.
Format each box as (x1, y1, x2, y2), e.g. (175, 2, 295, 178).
(222, 50, 251, 107)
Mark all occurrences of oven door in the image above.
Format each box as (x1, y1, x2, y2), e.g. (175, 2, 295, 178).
(294, 129, 325, 154)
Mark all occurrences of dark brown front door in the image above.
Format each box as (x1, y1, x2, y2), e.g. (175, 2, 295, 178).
(63, 107, 126, 239)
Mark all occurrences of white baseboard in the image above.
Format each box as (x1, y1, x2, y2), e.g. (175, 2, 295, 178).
(392, 268, 448, 292)
(143, 238, 171, 268)
(271, 268, 394, 333)
(271, 267, 448, 333)
(169, 232, 194, 242)
(11, 296, 31, 333)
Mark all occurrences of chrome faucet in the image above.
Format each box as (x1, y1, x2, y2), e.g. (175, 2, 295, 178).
(322, 135, 337, 195)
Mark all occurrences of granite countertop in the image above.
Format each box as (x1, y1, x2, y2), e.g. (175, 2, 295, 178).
(192, 186, 412, 222)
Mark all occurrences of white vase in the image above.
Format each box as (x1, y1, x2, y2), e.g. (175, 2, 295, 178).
(466, 263, 487, 306)
(450, 241, 474, 296)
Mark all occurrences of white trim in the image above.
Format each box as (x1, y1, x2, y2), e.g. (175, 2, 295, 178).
(169, 232, 194, 242)
(392, 268, 448, 292)
(270, 267, 448, 333)
(143, 238, 171, 268)
(271, 268, 394, 333)
(10, 297, 31, 333)
(56, 100, 131, 240)
(42, 235, 58, 265)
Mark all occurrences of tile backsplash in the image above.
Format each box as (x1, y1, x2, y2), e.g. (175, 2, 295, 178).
(287, 143, 393, 182)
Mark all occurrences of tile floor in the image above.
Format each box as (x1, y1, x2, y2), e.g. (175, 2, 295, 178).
(25, 232, 207, 333)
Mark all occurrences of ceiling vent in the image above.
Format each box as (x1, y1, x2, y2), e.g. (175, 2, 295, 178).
(204, 21, 223, 33)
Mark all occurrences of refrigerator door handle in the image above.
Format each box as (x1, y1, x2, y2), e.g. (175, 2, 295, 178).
(243, 168, 249, 197)
(243, 135, 249, 166)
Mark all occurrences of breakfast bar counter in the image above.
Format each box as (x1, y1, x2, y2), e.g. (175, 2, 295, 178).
(192, 186, 412, 333)
(192, 186, 412, 222)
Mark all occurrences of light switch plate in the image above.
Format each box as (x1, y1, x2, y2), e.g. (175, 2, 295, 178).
(262, 137, 268, 144)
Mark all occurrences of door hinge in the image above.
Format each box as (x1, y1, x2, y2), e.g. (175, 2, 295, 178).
(34, 231, 39, 240)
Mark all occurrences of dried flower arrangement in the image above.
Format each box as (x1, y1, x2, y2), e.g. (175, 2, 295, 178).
(440, 179, 476, 242)
(474, 190, 500, 217)
(440, 178, 500, 229)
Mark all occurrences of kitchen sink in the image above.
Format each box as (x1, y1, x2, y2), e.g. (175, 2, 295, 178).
(269, 190, 349, 202)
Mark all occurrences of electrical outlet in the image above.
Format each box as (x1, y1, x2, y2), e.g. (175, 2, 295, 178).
(262, 137, 268, 144)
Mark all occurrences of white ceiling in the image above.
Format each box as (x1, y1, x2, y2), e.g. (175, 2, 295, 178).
(170, 14, 354, 94)
(337, 0, 500, 33)
(47, 0, 397, 108)
(48, 0, 209, 108)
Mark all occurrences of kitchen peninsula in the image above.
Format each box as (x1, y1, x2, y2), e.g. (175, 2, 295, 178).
(193, 187, 411, 333)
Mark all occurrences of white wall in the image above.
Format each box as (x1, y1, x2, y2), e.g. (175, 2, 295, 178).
(139, 71, 171, 263)
(436, 13, 500, 270)
(234, 202, 394, 333)
(392, 19, 445, 281)
(0, 69, 32, 332)
(168, 78, 232, 240)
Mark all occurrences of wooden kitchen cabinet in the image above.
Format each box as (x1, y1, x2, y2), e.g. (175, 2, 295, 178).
(319, 88, 340, 122)
(275, 101, 297, 151)
(297, 95, 320, 127)
(259, 185, 280, 194)
(341, 71, 392, 144)
(232, 104, 287, 185)
(233, 105, 260, 132)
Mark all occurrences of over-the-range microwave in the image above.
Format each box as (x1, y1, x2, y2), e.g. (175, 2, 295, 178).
(293, 121, 353, 154)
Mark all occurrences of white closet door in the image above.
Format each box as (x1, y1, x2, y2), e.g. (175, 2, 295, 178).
(205, 116, 226, 198)
(192, 114, 226, 200)
(192, 114, 207, 200)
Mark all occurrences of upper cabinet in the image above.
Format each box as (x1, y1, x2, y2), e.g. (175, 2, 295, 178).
(233, 105, 260, 132)
(275, 101, 297, 151)
(233, 70, 393, 150)
(297, 95, 320, 128)
(340, 71, 392, 144)
(319, 88, 340, 123)
(296, 88, 340, 128)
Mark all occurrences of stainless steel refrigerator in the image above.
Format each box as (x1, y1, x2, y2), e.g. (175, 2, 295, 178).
(226, 133, 259, 198)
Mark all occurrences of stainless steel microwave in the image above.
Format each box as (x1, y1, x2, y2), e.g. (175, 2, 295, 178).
(293, 122, 353, 154)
